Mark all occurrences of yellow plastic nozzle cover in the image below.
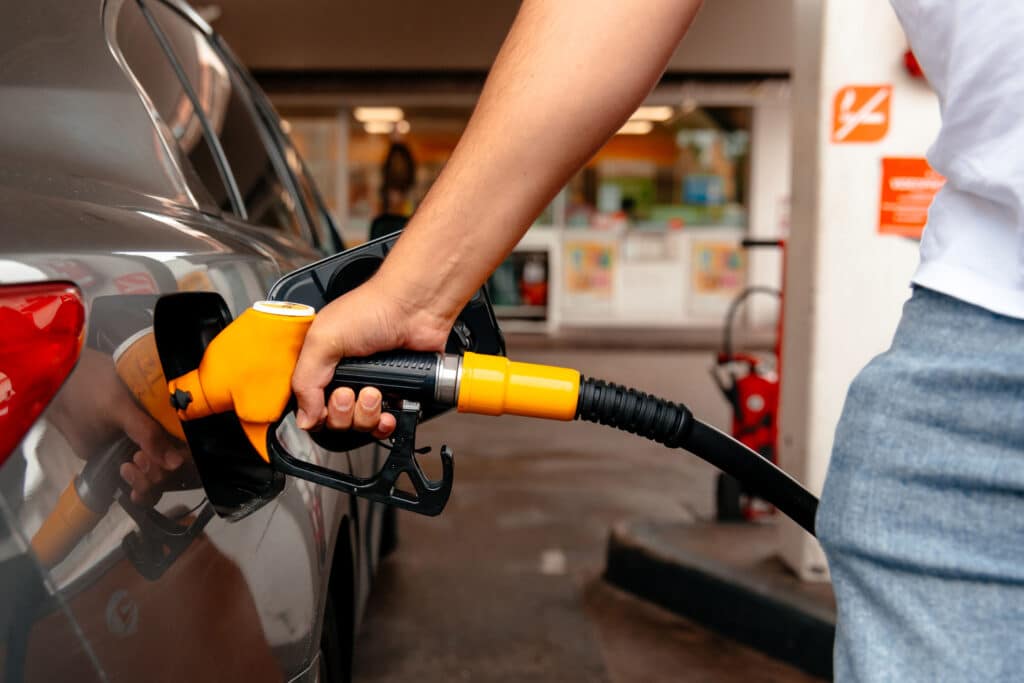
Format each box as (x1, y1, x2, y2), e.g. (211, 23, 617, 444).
(30, 481, 102, 569)
(167, 301, 315, 461)
(457, 352, 580, 421)
(114, 330, 186, 441)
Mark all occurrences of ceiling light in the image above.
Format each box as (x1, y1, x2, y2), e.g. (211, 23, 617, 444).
(616, 120, 654, 135)
(354, 107, 404, 123)
(363, 121, 394, 135)
(631, 106, 674, 122)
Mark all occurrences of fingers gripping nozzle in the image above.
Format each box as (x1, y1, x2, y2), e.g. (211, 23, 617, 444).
(163, 300, 458, 517)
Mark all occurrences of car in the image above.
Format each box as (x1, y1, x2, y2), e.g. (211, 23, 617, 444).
(0, 1, 391, 681)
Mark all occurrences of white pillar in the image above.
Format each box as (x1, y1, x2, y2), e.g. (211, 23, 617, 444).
(747, 93, 791, 326)
(779, 0, 940, 580)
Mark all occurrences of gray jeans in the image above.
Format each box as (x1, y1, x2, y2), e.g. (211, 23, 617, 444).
(818, 286, 1024, 681)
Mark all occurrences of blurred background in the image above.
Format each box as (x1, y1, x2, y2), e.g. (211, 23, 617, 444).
(211, 0, 790, 340)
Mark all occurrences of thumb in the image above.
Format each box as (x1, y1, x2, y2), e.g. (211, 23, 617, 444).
(291, 325, 340, 430)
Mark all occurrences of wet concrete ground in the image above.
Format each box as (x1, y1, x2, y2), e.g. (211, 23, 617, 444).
(352, 350, 823, 682)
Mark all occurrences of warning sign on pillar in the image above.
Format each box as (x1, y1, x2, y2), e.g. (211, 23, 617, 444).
(879, 157, 945, 238)
(832, 85, 892, 143)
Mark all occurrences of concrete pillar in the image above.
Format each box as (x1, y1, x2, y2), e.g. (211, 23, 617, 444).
(779, 0, 940, 579)
(747, 94, 791, 326)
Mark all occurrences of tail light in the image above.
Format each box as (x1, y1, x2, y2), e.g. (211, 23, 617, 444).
(0, 282, 86, 462)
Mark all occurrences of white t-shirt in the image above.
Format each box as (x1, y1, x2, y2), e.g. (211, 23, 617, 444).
(891, 1, 1024, 319)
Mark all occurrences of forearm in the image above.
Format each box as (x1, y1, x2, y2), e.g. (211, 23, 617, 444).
(377, 0, 703, 326)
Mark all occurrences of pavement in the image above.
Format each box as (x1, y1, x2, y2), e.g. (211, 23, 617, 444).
(352, 349, 827, 682)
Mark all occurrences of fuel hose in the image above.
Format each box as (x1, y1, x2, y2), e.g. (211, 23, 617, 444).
(574, 377, 817, 535)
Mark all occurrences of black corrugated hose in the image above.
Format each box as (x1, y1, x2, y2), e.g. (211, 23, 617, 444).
(575, 377, 818, 536)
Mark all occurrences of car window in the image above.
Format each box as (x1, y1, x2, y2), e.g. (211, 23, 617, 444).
(290, 149, 344, 253)
(114, 0, 228, 213)
(237, 71, 345, 253)
(144, 2, 306, 238)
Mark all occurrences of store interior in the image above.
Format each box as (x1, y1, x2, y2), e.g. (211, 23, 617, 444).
(283, 83, 787, 339)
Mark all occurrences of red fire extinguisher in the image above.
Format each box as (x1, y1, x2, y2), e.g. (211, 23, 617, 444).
(711, 238, 785, 521)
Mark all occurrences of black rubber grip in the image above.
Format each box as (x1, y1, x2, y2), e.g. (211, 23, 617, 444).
(328, 351, 440, 405)
(576, 377, 694, 447)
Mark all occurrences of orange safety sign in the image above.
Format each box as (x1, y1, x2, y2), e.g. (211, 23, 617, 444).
(832, 85, 892, 143)
(878, 157, 945, 238)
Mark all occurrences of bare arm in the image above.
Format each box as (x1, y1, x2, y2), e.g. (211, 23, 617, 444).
(293, 0, 704, 431)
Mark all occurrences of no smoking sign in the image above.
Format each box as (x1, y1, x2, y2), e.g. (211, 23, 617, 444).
(832, 84, 892, 143)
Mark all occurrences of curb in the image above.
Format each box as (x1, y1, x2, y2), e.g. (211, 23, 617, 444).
(604, 520, 834, 679)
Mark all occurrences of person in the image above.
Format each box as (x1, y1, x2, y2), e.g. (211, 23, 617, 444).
(292, 1, 1024, 678)
(368, 141, 417, 240)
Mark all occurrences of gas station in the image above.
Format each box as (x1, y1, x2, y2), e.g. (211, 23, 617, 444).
(2, 1, 1014, 682)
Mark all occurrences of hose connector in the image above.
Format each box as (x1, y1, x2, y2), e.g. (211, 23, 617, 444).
(456, 352, 580, 420)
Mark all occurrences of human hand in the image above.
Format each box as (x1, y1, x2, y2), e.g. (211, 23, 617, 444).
(116, 405, 187, 507)
(48, 348, 187, 506)
(291, 275, 453, 436)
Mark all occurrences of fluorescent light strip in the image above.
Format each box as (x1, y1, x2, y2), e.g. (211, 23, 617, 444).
(616, 120, 654, 135)
(364, 121, 394, 134)
(353, 107, 404, 123)
(630, 105, 674, 122)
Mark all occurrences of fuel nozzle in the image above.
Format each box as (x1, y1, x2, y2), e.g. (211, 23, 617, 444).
(159, 299, 583, 518)
(161, 299, 817, 533)
(165, 301, 583, 461)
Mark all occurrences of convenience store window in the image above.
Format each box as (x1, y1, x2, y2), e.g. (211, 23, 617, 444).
(287, 102, 754, 240)
(281, 89, 786, 334)
(347, 106, 471, 242)
(288, 105, 557, 245)
(566, 105, 752, 230)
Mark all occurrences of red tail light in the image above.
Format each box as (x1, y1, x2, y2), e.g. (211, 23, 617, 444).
(0, 282, 86, 462)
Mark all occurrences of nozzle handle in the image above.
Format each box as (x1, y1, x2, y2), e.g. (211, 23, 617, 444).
(328, 351, 442, 406)
(270, 400, 453, 516)
(308, 351, 448, 454)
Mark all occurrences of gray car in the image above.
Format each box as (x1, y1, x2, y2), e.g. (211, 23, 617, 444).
(0, 1, 389, 681)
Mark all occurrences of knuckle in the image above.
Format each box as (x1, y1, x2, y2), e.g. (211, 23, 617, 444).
(306, 324, 343, 358)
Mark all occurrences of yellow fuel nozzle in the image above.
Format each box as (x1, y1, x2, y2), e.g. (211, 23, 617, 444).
(162, 294, 585, 462)
(455, 352, 580, 421)
(167, 301, 316, 461)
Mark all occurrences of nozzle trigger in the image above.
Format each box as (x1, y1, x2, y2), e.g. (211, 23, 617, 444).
(267, 400, 453, 517)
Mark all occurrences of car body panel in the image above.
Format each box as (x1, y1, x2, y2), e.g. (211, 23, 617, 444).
(0, 1, 380, 680)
